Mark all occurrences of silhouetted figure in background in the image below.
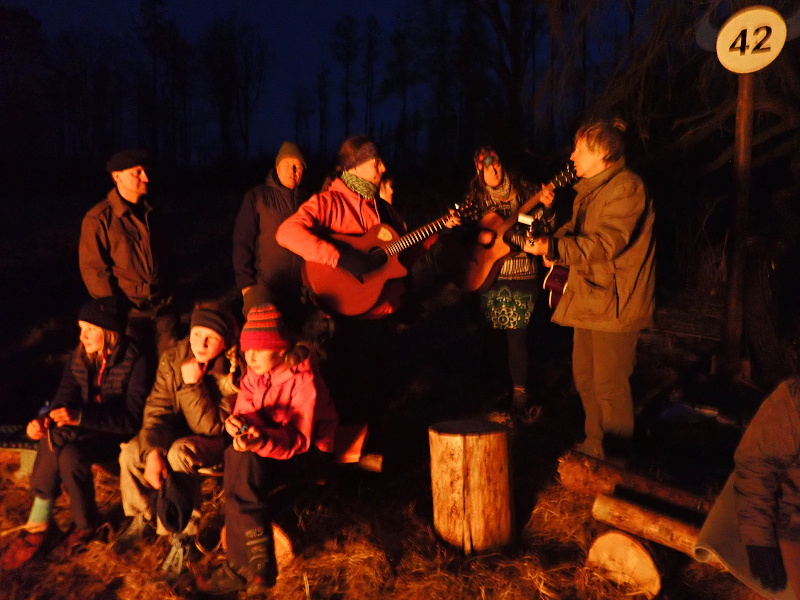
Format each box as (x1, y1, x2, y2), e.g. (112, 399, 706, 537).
(232, 141, 311, 334)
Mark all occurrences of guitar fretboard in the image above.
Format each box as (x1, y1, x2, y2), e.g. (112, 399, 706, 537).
(384, 216, 451, 256)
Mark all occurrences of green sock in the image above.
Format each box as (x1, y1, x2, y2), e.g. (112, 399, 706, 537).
(27, 496, 53, 527)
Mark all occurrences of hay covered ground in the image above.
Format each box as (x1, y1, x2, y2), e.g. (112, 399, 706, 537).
(0, 190, 769, 599)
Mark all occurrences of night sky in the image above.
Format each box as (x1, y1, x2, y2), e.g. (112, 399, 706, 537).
(8, 0, 406, 154)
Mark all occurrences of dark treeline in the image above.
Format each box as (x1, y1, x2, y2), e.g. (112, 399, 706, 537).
(1, 0, 800, 342)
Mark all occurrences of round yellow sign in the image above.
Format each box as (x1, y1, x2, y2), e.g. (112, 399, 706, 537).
(716, 5, 787, 73)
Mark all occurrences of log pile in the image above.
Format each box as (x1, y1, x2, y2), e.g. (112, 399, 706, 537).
(558, 450, 726, 597)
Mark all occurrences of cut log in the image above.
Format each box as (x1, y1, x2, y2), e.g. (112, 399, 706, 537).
(0, 448, 36, 480)
(592, 494, 726, 570)
(332, 423, 369, 464)
(559, 450, 714, 513)
(586, 531, 661, 599)
(428, 420, 513, 554)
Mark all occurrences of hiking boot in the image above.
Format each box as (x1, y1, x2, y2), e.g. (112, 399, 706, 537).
(62, 525, 96, 557)
(160, 533, 192, 583)
(113, 514, 153, 554)
(196, 561, 246, 595)
(0, 525, 60, 570)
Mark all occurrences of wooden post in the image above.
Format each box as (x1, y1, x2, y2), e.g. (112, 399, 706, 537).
(428, 420, 513, 554)
(721, 72, 754, 378)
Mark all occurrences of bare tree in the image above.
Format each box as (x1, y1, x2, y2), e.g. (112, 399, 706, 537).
(292, 83, 315, 151)
(465, 0, 540, 154)
(316, 66, 331, 158)
(382, 26, 413, 158)
(331, 14, 361, 138)
(52, 30, 129, 158)
(159, 23, 194, 166)
(199, 15, 268, 161)
(0, 6, 55, 169)
(363, 15, 381, 134)
(137, 0, 169, 156)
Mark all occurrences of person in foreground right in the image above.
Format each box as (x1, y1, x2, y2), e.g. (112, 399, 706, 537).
(732, 377, 800, 595)
(525, 118, 656, 460)
(196, 304, 337, 597)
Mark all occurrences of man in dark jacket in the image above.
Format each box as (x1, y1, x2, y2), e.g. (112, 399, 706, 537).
(232, 141, 310, 333)
(79, 149, 177, 357)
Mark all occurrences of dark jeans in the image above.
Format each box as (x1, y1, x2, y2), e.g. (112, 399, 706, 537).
(223, 446, 328, 577)
(29, 434, 121, 529)
(128, 303, 179, 360)
(323, 316, 395, 429)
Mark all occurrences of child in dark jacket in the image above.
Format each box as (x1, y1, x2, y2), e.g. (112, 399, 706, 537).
(0, 297, 152, 570)
(197, 303, 337, 597)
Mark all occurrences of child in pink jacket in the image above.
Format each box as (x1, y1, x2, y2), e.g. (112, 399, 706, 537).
(196, 304, 337, 597)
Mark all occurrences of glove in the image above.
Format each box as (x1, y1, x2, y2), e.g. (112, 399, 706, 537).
(746, 545, 787, 591)
(337, 247, 386, 282)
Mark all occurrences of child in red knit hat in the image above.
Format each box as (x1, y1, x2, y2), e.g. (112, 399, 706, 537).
(196, 304, 337, 597)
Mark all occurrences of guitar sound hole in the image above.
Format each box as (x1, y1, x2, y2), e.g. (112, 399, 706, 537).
(369, 248, 388, 266)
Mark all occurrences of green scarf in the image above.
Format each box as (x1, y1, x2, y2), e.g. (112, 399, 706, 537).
(341, 171, 378, 199)
(485, 171, 512, 205)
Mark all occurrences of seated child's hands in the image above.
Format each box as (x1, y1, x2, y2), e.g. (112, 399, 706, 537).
(225, 414, 246, 438)
(26, 417, 49, 441)
(181, 357, 206, 385)
(49, 407, 81, 427)
(144, 449, 169, 489)
(233, 426, 266, 453)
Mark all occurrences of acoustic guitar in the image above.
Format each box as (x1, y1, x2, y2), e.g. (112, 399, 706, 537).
(303, 202, 477, 317)
(457, 164, 577, 293)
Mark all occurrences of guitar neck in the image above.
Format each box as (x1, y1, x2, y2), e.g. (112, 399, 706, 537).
(497, 165, 576, 231)
(384, 215, 451, 256)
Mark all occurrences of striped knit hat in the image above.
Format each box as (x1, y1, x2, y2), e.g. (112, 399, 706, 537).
(240, 304, 290, 352)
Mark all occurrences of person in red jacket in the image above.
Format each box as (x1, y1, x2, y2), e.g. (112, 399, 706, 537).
(196, 303, 337, 597)
(275, 136, 457, 466)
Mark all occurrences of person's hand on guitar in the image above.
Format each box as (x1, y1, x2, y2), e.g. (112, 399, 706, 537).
(337, 246, 387, 283)
(534, 184, 555, 208)
(524, 234, 551, 261)
(444, 209, 461, 229)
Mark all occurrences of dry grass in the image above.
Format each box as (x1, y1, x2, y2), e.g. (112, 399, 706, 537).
(0, 444, 757, 600)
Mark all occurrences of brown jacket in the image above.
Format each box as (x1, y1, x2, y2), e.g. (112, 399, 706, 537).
(79, 188, 163, 308)
(136, 339, 237, 462)
(735, 378, 800, 546)
(551, 160, 655, 332)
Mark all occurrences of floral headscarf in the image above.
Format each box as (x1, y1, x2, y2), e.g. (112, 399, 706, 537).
(473, 146, 501, 173)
